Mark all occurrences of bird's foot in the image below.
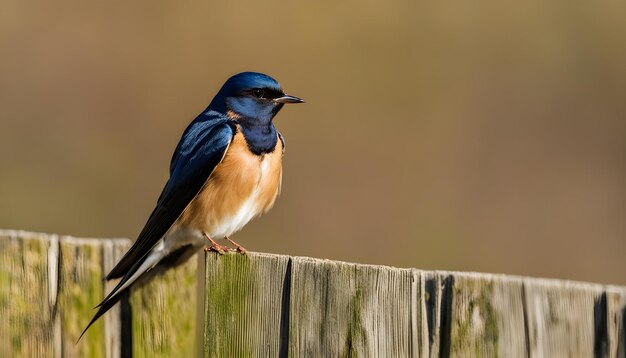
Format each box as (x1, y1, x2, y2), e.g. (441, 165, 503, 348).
(225, 237, 247, 254)
(204, 245, 229, 254)
(203, 233, 229, 254)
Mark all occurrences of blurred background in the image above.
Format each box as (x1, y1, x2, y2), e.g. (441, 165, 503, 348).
(1, 1, 624, 285)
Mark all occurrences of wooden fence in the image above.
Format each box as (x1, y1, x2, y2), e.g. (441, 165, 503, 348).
(1, 230, 625, 357)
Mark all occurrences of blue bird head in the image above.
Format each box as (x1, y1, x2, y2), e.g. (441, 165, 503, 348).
(210, 72, 304, 126)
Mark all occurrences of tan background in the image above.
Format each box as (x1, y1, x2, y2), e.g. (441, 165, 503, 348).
(1, 1, 625, 284)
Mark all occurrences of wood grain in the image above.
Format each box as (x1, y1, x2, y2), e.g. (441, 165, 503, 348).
(202, 251, 290, 357)
(287, 256, 415, 357)
(130, 250, 198, 358)
(446, 273, 527, 357)
(2, 230, 626, 357)
(0, 231, 131, 357)
(524, 278, 602, 357)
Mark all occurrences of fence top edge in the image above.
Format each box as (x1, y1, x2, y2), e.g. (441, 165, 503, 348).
(2, 229, 624, 292)
(206, 251, 626, 292)
(0, 229, 131, 246)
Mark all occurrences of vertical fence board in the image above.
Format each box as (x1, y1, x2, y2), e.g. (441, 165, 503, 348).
(130, 252, 198, 358)
(0, 232, 54, 357)
(102, 240, 133, 358)
(203, 252, 290, 357)
(524, 279, 600, 357)
(604, 287, 626, 358)
(57, 238, 106, 357)
(411, 270, 429, 358)
(445, 273, 527, 357)
(288, 256, 414, 357)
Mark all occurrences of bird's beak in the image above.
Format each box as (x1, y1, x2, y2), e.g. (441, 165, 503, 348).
(273, 94, 305, 104)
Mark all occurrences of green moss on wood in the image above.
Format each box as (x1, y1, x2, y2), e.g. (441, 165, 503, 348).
(131, 253, 197, 358)
(204, 252, 289, 357)
(204, 253, 253, 357)
(343, 285, 366, 358)
(0, 234, 53, 357)
(450, 279, 499, 357)
(59, 242, 106, 357)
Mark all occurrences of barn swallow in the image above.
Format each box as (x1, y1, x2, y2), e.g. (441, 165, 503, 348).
(80, 72, 303, 339)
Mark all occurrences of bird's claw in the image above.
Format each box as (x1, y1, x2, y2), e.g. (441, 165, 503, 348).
(203, 233, 247, 255)
(225, 237, 247, 255)
(204, 244, 227, 254)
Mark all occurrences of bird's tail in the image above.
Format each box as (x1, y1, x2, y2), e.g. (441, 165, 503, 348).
(78, 247, 166, 342)
(78, 243, 199, 342)
(78, 286, 127, 342)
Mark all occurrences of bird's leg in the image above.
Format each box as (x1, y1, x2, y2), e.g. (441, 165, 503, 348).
(203, 232, 229, 254)
(225, 237, 247, 254)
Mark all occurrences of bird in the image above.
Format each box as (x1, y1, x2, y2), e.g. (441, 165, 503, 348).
(80, 72, 304, 339)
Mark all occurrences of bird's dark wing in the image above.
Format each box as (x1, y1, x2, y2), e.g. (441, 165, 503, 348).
(106, 115, 235, 280)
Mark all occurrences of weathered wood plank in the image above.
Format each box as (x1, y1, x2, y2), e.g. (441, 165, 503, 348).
(604, 287, 626, 358)
(523, 279, 600, 356)
(412, 270, 429, 358)
(102, 239, 133, 358)
(445, 273, 527, 357)
(288, 256, 415, 357)
(57, 237, 107, 357)
(0, 231, 54, 357)
(202, 252, 290, 357)
(0, 231, 131, 357)
(130, 252, 198, 358)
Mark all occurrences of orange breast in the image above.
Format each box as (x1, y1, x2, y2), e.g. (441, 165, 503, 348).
(176, 129, 283, 238)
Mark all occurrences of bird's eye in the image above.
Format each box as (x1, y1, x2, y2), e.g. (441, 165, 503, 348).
(252, 89, 265, 99)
